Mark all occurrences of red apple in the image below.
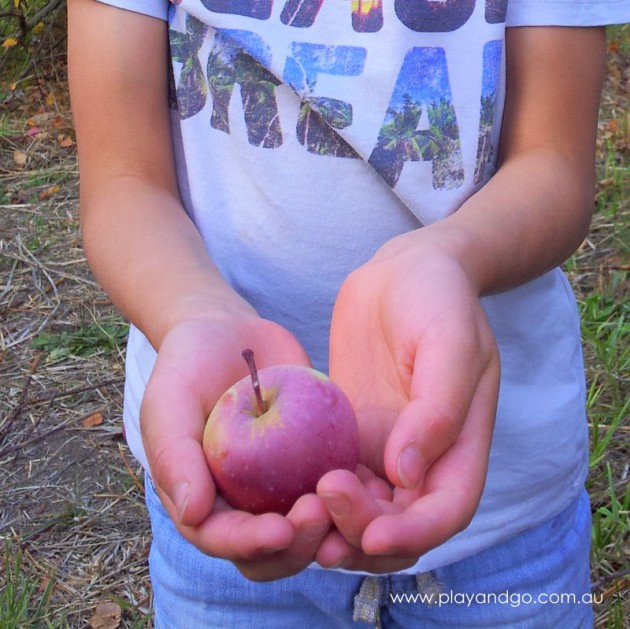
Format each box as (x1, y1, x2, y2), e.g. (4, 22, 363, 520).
(203, 349, 360, 515)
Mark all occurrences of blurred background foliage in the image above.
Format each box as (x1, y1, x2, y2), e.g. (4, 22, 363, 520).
(1, 0, 67, 94)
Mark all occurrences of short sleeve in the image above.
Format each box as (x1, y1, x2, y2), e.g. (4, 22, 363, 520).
(96, 0, 169, 21)
(506, 0, 630, 26)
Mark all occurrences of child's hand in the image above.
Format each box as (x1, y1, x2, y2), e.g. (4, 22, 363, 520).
(317, 229, 500, 573)
(140, 312, 333, 581)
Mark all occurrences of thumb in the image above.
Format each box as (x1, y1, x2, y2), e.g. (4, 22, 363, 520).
(140, 368, 216, 527)
(145, 431, 216, 527)
(383, 396, 463, 490)
(383, 335, 499, 490)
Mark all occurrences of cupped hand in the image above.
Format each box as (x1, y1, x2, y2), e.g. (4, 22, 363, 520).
(140, 309, 333, 580)
(319, 230, 500, 573)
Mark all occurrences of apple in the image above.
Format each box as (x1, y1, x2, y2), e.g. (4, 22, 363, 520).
(203, 349, 360, 515)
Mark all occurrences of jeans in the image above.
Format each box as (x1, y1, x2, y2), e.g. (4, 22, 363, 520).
(145, 475, 593, 628)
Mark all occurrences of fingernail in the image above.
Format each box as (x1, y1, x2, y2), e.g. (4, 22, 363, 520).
(174, 481, 190, 523)
(327, 557, 352, 570)
(371, 546, 400, 556)
(321, 494, 350, 518)
(260, 542, 292, 555)
(298, 522, 330, 542)
(398, 444, 424, 489)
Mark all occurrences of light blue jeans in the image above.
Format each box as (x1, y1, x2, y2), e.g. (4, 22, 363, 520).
(145, 476, 594, 628)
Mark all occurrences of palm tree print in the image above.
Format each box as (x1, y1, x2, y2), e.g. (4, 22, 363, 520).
(207, 30, 283, 148)
(201, 0, 273, 20)
(284, 43, 366, 157)
(485, 0, 507, 24)
(296, 98, 359, 158)
(474, 40, 502, 184)
(281, 0, 325, 27)
(169, 15, 209, 120)
(368, 48, 463, 189)
(395, 0, 475, 32)
(352, 0, 383, 33)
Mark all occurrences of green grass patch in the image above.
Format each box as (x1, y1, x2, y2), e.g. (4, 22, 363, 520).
(0, 541, 56, 629)
(33, 321, 129, 361)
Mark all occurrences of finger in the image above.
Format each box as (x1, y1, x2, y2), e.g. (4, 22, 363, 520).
(142, 365, 215, 527)
(315, 475, 421, 574)
(226, 493, 331, 581)
(364, 365, 499, 556)
(314, 528, 356, 569)
(355, 464, 394, 502)
(175, 496, 295, 561)
(315, 528, 418, 574)
(384, 320, 499, 489)
(287, 492, 333, 549)
(361, 488, 470, 558)
(317, 470, 394, 549)
(148, 433, 215, 526)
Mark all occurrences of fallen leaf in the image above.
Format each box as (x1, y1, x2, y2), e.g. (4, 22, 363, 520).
(38, 576, 52, 593)
(89, 601, 121, 629)
(57, 134, 74, 148)
(83, 412, 104, 428)
(28, 112, 54, 127)
(13, 150, 27, 167)
(2, 37, 18, 49)
(39, 184, 61, 201)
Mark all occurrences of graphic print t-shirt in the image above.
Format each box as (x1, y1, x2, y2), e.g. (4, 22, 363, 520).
(162, 0, 511, 366)
(97, 0, 628, 572)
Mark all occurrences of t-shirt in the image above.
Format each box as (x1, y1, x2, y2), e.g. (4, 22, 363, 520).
(98, 0, 630, 573)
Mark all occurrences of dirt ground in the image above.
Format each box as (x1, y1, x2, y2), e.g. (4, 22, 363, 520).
(1, 26, 628, 629)
(1, 57, 152, 625)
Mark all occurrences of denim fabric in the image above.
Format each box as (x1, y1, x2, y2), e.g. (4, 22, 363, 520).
(145, 476, 593, 628)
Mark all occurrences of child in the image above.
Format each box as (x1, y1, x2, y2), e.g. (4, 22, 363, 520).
(67, 0, 629, 625)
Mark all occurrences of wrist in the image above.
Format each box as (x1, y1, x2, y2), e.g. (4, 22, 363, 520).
(416, 222, 490, 295)
(147, 289, 258, 350)
(374, 223, 487, 297)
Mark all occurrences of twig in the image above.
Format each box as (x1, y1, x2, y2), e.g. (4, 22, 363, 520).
(118, 443, 145, 495)
(27, 0, 66, 31)
(0, 351, 43, 447)
(0, 276, 66, 320)
(0, 235, 62, 351)
(18, 377, 124, 408)
(18, 506, 76, 547)
(592, 569, 630, 600)
(15, 394, 55, 452)
(0, 420, 69, 459)
(0, 407, 110, 461)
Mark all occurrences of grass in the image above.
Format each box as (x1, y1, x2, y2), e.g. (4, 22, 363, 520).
(567, 25, 630, 624)
(32, 320, 130, 361)
(0, 542, 56, 628)
(0, 20, 628, 629)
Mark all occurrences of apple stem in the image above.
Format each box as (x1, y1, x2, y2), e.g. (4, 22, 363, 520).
(242, 349, 267, 416)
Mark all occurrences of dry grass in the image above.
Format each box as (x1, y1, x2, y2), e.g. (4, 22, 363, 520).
(1, 26, 628, 629)
(1, 57, 151, 627)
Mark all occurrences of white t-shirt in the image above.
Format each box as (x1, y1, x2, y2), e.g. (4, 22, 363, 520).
(98, 0, 629, 572)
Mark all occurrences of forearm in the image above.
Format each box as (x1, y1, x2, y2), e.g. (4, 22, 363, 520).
(81, 178, 255, 349)
(69, 1, 254, 349)
(424, 146, 594, 295)
(395, 26, 605, 296)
